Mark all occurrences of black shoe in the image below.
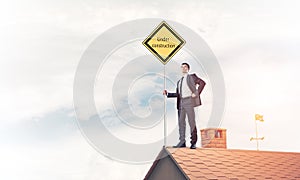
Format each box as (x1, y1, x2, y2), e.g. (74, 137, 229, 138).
(173, 142, 186, 148)
(190, 144, 196, 149)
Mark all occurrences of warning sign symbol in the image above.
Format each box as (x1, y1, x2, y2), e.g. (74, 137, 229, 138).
(142, 21, 186, 65)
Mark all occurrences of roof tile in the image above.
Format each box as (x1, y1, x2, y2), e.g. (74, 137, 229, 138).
(167, 147, 300, 179)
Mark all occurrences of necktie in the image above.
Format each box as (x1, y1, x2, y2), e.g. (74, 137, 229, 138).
(179, 76, 184, 97)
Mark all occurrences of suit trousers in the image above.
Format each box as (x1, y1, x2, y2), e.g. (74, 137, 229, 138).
(178, 97, 198, 145)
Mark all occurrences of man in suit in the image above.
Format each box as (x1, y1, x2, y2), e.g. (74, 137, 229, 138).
(163, 62, 206, 149)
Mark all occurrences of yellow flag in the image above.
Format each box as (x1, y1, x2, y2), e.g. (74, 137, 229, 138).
(255, 114, 264, 122)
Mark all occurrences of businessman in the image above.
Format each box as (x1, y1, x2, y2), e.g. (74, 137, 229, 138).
(163, 62, 206, 149)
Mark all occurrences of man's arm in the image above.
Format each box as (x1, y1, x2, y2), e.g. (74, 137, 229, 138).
(163, 90, 177, 98)
(187, 74, 197, 97)
(191, 73, 206, 95)
(197, 78, 206, 94)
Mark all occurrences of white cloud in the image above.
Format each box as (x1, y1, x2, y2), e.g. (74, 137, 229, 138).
(0, 131, 150, 180)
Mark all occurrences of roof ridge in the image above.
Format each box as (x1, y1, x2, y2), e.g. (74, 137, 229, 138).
(166, 147, 300, 154)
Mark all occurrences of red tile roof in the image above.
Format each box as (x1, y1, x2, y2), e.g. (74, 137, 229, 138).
(166, 147, 300, 179)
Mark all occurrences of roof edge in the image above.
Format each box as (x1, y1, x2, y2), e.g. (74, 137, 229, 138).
(164, 147, 191, 180)
(144, 147, 166, 180)
(193, 147, 300, 154)
(144, 146, 190, 180)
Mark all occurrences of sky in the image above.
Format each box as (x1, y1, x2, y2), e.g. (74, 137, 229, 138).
(1, 0, 300, 179)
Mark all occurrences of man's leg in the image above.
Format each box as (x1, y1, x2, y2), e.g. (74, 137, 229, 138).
(178, 107, 186, 144)
(186, 105, 197, 145)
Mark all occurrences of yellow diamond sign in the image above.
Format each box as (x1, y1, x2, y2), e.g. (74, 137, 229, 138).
(142, 21, 186, 65)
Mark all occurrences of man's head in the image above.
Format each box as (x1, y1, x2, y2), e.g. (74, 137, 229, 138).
(181, 62, 190, 73)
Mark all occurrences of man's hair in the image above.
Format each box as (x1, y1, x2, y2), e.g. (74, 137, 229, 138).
(181, 62, 190, 70)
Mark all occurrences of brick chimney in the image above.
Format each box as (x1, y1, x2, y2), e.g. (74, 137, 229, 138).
(200, 128, 227, 149)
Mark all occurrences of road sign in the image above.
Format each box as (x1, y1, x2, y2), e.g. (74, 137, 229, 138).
(142, 21, 186, 65)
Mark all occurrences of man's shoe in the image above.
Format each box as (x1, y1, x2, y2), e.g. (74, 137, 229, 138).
(173, 142, 186, 148)
(190, 144, 196, 149)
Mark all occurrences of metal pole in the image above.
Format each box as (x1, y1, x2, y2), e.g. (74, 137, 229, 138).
(163, 65, 167, 147)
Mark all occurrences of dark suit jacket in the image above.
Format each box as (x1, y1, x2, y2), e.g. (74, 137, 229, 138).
(167, 73, 206, 109)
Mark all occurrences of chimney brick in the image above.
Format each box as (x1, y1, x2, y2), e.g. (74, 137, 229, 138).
(200, 128, 227, 149)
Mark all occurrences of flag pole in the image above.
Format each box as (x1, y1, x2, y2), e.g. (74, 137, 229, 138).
(255, 119, 259, 150)
(250, 114, 265, 150)
(163, 65, 167, 147)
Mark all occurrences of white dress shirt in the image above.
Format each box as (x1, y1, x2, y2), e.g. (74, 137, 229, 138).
(180, 73, 192, 98)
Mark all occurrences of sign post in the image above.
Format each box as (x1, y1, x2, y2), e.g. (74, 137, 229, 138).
(142, 21, 186, 147)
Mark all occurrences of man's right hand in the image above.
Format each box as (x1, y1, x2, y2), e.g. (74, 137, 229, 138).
(163, 90, 167, 95)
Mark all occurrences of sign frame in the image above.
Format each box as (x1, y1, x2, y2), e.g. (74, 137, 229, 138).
(142, 21, 186, 65)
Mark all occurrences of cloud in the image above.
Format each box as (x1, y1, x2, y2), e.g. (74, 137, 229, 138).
(0, 108, 77, 146)
(217, 39, 300, 151)
(0, 131, 150, 180)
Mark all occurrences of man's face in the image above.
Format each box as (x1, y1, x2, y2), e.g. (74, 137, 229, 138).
(181, 64, 189, 73)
